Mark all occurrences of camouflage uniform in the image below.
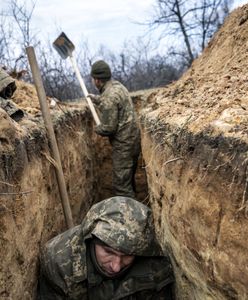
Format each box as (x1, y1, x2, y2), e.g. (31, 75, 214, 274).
(0, 68, 24, 121)
(94, 80, 141, 198)
(38, 197, 175, 300)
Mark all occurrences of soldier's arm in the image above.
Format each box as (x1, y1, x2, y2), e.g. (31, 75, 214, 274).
(133, 283, 175, 300)
(37, 270, 66, 300)
(37, 244, 68, 300)
(87, 93, 101, 105)
(95, 94, 118, 136)
(129, 256, 175, 300)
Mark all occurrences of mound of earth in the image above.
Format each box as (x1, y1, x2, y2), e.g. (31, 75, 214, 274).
(145, 5, 248, 142)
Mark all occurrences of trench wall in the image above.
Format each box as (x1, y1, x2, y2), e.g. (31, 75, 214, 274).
(140, 117, 248, 300)
(0, 107, 97, 299)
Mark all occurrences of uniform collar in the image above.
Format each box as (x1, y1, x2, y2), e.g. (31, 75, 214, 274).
(86, 242, 103, 287)
(99, 80, 112, 94)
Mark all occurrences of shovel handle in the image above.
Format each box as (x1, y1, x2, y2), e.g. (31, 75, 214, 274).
(69, 56, 101, 126)
(26, 46, 74, 229)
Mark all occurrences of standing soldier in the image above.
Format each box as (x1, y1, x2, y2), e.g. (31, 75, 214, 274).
(89, 60, 140, 198)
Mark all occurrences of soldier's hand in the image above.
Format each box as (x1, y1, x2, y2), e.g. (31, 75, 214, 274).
(87, 94, 100, 104)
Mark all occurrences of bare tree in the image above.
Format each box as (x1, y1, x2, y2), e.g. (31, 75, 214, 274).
(42, 35, 181, 99)
(148, 0, 233, 67)
(10, 0, 37, 47)
(194, 0, 233, 50)
(0, 0, 38, 76)
(0, 13, 14, 68)
(36, 42, 80, 100)
(101, 38, 181, 91)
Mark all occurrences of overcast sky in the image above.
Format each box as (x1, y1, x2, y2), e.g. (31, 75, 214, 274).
(32, 0, 155, 52)
(5, 0, 248, 54)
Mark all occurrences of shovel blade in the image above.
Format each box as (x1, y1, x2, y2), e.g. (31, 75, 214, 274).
(53, 32, 75, 59)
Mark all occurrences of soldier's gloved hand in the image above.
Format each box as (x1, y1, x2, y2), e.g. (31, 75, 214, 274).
(87, 94, 100, 105)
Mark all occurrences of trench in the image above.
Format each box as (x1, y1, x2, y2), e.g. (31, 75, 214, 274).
(0, 89, 247, 300)
(2, 4, 248, 299)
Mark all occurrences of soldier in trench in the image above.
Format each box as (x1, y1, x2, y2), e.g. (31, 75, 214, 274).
(38, 196, 175, 299)
(88, 60, 140, 199)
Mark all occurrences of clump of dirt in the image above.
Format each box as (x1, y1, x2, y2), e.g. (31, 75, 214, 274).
(11, 80, 42, 115)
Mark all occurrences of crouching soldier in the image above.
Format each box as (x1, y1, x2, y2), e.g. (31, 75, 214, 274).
(38, 197, 175, 299)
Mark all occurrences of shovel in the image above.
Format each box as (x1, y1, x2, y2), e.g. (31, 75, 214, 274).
(53, 32, 101, 126)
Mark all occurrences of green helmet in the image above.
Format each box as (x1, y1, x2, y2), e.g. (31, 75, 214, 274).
(82, 196, 162, 256)
(90, 60, 111, 80)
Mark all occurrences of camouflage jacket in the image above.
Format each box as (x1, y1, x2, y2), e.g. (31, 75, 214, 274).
(38, 197, 175, 300)
(94, 80, 140, 154)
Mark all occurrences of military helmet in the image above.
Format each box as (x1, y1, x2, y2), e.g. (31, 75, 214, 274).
(82, 196, 162, 256)
(90, 60, 111, 80)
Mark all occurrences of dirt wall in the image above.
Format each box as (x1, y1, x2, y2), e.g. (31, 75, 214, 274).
(0, 106, 96, 299)
(141, 122, 248, 299)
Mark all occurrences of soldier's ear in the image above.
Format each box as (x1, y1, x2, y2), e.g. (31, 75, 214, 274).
(92, 78, 98, 85)
(95, 78, 102, 85)
(95, 78, 104, 89)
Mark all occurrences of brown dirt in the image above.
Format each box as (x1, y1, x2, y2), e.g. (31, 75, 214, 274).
(0, 105, 96, 299)
(12, 80, 40, 110)
(11, 80, 84, 116)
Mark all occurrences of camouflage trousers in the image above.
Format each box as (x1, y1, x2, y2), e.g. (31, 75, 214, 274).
(112, 144, 140, 198)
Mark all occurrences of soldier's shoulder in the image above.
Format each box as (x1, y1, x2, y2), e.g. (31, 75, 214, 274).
(103, 80, 128, 102)
(41, 225, 87, 292)
(112, 80, 128, 92)
(44, 225, 82, 251)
